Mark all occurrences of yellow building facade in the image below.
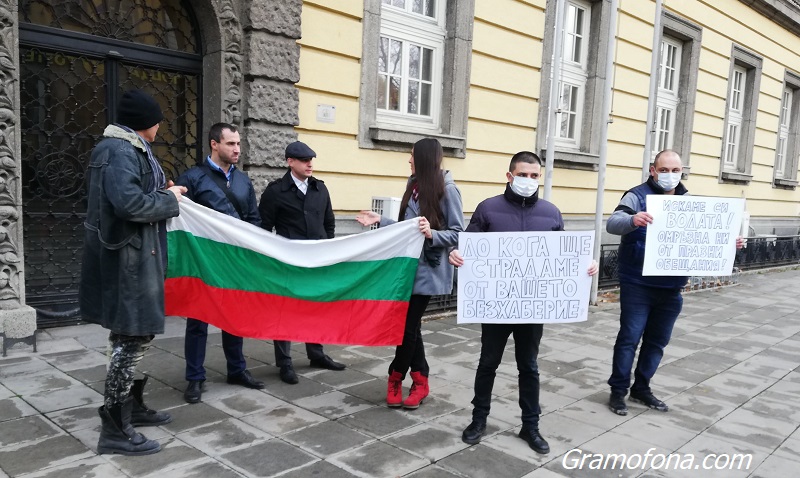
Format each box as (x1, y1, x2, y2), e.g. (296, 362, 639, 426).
(297, 0, 800, 236)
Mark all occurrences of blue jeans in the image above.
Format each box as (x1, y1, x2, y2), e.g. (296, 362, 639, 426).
(472, 323, 543, 428)
(185, 318, 246, 380)
(608, 282, 683, 396)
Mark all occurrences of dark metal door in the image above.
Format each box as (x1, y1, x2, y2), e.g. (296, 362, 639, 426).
(19, 0, 202, 328)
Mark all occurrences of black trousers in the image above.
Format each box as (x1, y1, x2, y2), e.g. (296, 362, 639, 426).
(388, 295, 430, 378)
(184, 318, 246, 380)
(471, 323, 543, 428)
(274, 341, 326, 367)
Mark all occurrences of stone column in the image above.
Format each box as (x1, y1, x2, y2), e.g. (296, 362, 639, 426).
(0, 0, 37, 354)
(241, 0, 303, 193)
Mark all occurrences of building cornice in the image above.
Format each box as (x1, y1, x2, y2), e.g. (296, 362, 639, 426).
(740, 0, 800, 35)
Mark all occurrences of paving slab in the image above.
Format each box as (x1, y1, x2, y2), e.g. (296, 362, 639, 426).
(338, 405, 420, 438)
(15, 457, 125, 478)
(0, 397, 38, 422)
(141, 459, 242, 478)
(240, 403, 327, 436)
(384, 422, 470, 462)
(174, 418, 272, 457)
(282, 420, 372, 457)
(104, 440, 207, 478)
(437, 443, 536, 478)
(0, 435, 93, 477)
(327, 441, 429, 478)
(293, 390, 375, 419)
(220, 439, 316, 477)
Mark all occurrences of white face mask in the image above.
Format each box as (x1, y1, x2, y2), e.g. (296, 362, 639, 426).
(657, 172, 681, 191)
(510, 176, 539, 197)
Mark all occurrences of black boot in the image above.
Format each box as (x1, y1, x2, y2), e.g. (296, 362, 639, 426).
(130, 376, 172, 426)
(97, 397, 161, 456)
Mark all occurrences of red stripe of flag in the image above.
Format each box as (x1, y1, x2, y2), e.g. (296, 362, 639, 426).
(165, 277, 408, 346)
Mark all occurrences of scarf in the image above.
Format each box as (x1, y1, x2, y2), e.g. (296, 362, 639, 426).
(114, 124, 166, 192)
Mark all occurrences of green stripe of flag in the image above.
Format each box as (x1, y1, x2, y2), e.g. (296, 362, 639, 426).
(167, 230, 418, 303)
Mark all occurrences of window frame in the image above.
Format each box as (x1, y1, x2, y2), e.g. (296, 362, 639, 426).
(359, 0, 475, 157)
(537, 0, 612, 170)
(719, 44, 763, 184)
(375, 28, 444, 131)
(774, 70, 800, 188)
(649, 12, 702, 177)
(652, 37, 683, 155)
(723, 66, 746, 169)
(553, 0, 590, 150)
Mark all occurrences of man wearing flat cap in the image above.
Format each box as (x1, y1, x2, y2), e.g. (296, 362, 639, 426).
(258, 141, 346, 384)
(80, 89, 186, 455)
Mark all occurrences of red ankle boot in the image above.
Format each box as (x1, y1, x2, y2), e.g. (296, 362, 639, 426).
(387, 371, 403, 408)
(403, 371, 429, 409)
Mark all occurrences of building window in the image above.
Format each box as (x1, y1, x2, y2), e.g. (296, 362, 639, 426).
(774, 71, 800, 188)
(775, 88, 792, 179)
(653, 37, 682, 154)
(719, 45, 762, 183)
(537, 0, 612, 170)
(359, 0, 475, 157)
(724, 66, 746, 168)
(647, 12, 702, 174)
(554, 1, 590, 149)
(376, 1, 444, 129)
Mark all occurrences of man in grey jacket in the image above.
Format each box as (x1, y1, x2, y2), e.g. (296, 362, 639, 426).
(81, 90, 186, 455)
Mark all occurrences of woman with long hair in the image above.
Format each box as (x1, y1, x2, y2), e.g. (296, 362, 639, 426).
(356, 138, 464, 409)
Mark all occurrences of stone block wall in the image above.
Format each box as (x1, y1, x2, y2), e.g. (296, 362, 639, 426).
(241, 0, 304, 194)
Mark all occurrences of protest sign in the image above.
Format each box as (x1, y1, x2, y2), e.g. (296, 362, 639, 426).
(457, 231, 594, 324)
(642, 196, 744, 276)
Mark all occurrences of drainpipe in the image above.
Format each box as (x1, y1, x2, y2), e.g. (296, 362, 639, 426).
(544, 0, 566, 201)
(641, 0, 664, 181)
(590, 0, 619, 305)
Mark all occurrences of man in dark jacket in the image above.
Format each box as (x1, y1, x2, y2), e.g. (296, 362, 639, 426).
(175, 123, 265, 404)
(449, 151, 597, 454)
(258, 141, 345, 384)
(80, 89, 186, 456)
(606, 150, 742, 416)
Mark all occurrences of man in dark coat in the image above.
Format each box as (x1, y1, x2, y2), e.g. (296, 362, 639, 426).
(258, 141, 345, 384)
(175, 123, 265, 404)
(449, 152, 598, 455)
(80, 89, 186, 456)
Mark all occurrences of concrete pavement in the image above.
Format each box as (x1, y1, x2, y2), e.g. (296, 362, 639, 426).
(0, 269, 799, 477)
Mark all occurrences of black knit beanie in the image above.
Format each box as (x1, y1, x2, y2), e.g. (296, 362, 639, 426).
(116, 89, 163, 131)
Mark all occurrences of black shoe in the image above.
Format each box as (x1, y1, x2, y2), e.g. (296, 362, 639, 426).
(279, 365, 299, 384)
(184, 380, 203, 404)
(227, 370, 265, 390)
(461, 420, 486, 445)
(609, 392, 628, 416)
(630, 391, 669, 412)
(518, 427, 550, 454)
(310, 355, 346, 371)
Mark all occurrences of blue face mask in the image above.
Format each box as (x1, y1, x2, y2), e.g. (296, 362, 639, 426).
(510, 176, 539, 197)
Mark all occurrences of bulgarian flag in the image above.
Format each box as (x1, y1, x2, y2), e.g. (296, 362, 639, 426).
(164, 199, 424, 346)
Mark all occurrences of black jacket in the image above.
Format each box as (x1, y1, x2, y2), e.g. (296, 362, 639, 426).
(259, 170, 335, 239)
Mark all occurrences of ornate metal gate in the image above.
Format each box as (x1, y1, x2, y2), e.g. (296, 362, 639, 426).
(19, 0, 202, 328)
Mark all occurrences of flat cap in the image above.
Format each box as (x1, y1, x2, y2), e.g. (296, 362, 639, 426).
(285, 141, 316, 160)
